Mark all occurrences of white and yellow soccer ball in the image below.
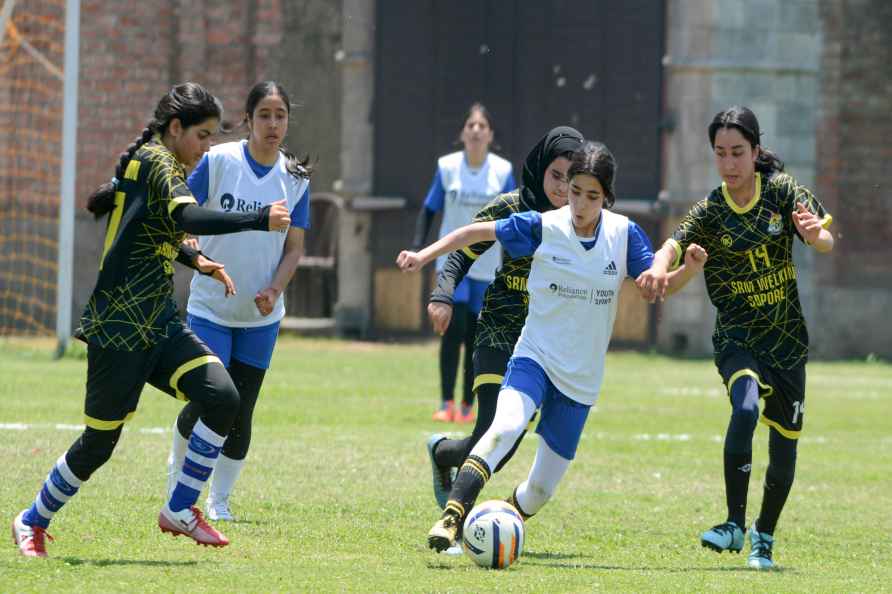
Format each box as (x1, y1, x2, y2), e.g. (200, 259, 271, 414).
(461, 500, 525, 569)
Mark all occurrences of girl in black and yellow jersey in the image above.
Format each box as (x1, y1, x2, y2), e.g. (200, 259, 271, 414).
(638, 106, 834, 570)
(12, 83, 291, 557)
(424, 126, 583, 512)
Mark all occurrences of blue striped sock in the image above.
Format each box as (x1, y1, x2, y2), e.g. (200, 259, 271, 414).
(23, 454, 83, 529)
(168, 420, 226, 512)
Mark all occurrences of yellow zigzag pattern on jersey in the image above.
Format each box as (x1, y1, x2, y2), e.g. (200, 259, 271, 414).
(80, 142, 189, 350)
(673, 173, 827, 369)
(467, 191, 536, 353)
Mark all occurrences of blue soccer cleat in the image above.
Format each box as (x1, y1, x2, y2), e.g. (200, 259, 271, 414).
(747, 523, 775, 569)
(700, 521, 744, 553)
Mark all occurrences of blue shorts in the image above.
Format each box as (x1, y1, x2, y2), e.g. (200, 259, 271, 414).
(187, 314, 280, 370)
(502, 357, 591, 460)
(453, 277, 489, 315)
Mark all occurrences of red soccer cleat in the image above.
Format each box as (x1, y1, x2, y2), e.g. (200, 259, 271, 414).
(12, 510, 52, 558)
(158, 504, 230, 547)
(432, 401, 455, 422)
(455, 404, 476, 424)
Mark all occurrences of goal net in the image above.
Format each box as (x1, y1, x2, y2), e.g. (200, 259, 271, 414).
(0, 0, 65, 336)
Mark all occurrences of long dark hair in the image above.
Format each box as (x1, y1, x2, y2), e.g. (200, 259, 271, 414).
(567, 141, 617, 209)
(708, 105, 784, 176)
(244, 81, 313, 180)
(86, 82, 223, 218)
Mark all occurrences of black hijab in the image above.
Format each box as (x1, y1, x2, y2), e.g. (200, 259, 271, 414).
(520, 126, 584, 212)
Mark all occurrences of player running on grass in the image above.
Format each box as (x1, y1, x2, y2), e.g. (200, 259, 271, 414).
(423, 126, 582, 510)
(166, 81, 311, 522)
(12, 83, 291, 557)
(400, 141, 707, 551)
(637, 105, 834, 569)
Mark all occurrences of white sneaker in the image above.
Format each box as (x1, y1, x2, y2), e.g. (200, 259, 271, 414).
(206, 498, 234, 522)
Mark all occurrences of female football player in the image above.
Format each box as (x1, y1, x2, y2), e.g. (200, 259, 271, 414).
(637, 105, 833, 569)
(400, 141, 706, 552)
(12, 82, 291, 557)
(165, 81, 311, 522)
(423, 126, 583, 510)
(413, 102, 516, 423)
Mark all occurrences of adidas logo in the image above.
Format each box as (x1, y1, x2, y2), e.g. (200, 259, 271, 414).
(602, 260, 618, 276)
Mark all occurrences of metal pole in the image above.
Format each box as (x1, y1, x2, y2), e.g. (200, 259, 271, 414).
(55, 0, 79, 358)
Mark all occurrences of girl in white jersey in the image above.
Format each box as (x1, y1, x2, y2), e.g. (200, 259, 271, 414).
(165, 81, 312, 521)
(413, 103, 517, 423)
(398, 142, 707, 551)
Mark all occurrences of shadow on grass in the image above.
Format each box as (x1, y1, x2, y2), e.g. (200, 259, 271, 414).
(61, 557, 198, 568)
(522, 548, 795, 573)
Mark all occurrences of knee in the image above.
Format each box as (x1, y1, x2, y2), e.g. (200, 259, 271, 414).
(67, 428, 120, 479)
(215, 379, 240, 416)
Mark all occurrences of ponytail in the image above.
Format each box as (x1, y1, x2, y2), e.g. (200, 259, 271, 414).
(755, 146, 785, 177)
(280, 145, 314, 180)
(86, 126, 155, 218)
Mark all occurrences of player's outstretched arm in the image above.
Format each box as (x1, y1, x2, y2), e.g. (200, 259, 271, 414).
(636, 241, 676, 302)
(397, 221, 497, 273)
(663, 243, 707, 296)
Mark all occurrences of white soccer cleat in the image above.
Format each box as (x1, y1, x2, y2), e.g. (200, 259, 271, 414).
(206, 497, 235, 522)
(158, 504, 229, 547)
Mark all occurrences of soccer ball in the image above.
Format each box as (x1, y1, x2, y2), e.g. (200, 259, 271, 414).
(461, 500, 525, 569)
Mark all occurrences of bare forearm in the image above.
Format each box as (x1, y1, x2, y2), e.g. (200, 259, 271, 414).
(809, 229, 834, 253)
(666, 264, 697, 295)
(270, 229, 304, 292)
(417, 222, 496, 267)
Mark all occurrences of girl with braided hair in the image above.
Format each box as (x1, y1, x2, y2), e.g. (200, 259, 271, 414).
(12, 82, 291, 557)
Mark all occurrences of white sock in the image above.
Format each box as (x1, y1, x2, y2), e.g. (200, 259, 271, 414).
(208, 455, 245, 504)
(166, 420, 189, 498)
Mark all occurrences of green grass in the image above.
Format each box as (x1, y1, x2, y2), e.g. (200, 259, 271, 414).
(1, 336, 890, 593)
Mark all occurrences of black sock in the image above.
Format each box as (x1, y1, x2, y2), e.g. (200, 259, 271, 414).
(434, 382, 500, 468)
(444, 455, 491, 521)
(439, 303, 468, 404)
(724, 450, 752, 528)
(461, 312, 477, 407)
(756, 429, 797, 535)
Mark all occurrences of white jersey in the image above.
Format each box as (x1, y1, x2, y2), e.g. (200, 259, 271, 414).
(513, 207, 629, 406)
(436, 151, 513, 281)
(187, 141, 309, 327)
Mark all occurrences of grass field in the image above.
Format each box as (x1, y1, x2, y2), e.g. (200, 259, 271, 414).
(1, 336, 890, 593)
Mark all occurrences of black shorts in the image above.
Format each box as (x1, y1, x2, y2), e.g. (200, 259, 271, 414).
(472, 346, 511, 393)
(717, 346, 807, 440)
(84, 323, 222, 431)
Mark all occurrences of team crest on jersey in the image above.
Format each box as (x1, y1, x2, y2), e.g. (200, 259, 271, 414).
(721, 234, 733, 248)
(767, 212, 783, 235)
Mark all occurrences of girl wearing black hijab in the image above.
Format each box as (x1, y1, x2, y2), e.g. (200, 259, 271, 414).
(424, 126, 584, 511)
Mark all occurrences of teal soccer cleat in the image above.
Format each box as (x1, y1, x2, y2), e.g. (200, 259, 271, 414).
(747, 523, 775, 569)
(700, 521, 744, 553)
(426, 434, 454, 509)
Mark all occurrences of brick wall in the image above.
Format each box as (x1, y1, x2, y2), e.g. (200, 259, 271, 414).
(809, 0, 892, 358)
(71, 0, 342, 327)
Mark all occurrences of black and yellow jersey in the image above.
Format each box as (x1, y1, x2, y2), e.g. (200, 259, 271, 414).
(77, 139, 198, 351)
(457, 189, 541, 353)
(667, 172, 832, 369)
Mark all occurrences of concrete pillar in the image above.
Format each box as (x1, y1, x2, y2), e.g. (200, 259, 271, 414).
(334, 0, 375, 336)
(659, 0, 821, 356)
